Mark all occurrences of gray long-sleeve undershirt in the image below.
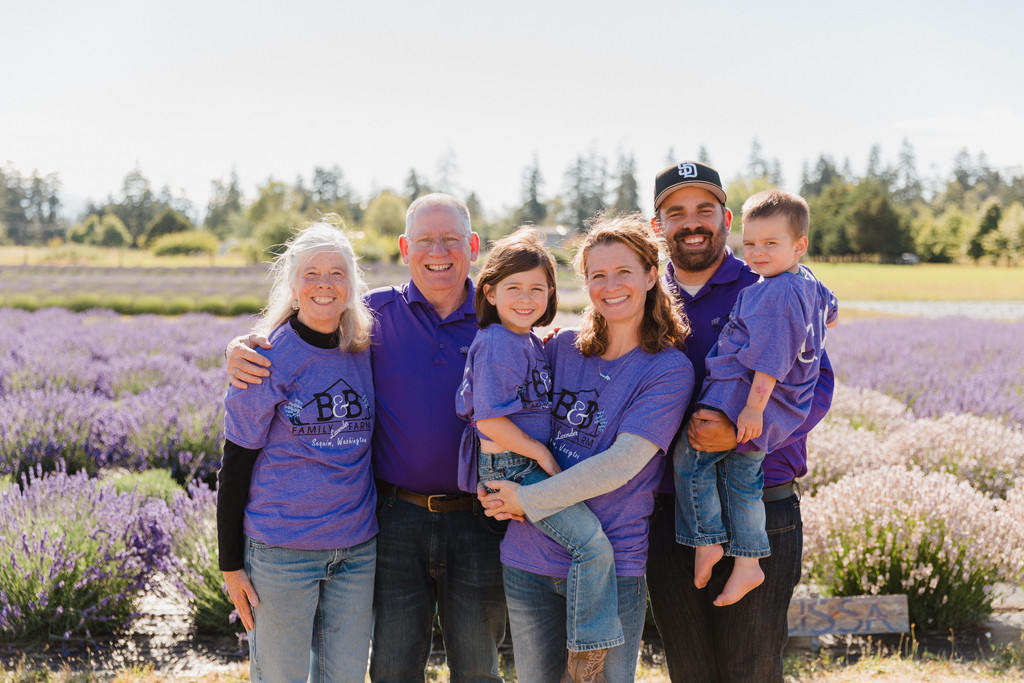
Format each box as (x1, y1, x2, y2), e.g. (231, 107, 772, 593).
(517, 432, 660, 522)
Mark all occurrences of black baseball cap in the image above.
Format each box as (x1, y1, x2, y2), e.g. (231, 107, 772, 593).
(654, 161, 727, 209)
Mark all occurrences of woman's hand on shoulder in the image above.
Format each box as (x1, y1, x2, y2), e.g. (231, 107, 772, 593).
(227, 334, 273, 389)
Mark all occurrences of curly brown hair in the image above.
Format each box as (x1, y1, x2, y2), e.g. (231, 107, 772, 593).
(573, 213, 689, 357)
(474, 227, 559, 329)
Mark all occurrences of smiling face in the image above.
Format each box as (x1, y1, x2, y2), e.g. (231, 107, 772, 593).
(584, 241, 657, 330)
(292, 250, 350, 334)
(656, 185, 732, 274)
(483, 266, 551, 335)
(742, 214, 808, 278)
(399, 204, 479, 308)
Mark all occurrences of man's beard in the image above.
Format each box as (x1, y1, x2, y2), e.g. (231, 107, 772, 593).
(667, 224, 728, 273)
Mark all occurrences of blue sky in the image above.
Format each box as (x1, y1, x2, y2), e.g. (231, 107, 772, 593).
(2, 0, 1022, 220)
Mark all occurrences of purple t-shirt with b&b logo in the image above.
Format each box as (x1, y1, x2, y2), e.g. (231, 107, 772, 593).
(500, 329, 694, 577)
(224, 322, 377, 551)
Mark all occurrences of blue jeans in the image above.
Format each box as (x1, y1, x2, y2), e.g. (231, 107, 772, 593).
(244, 536, 376, 683)
(370, 492, 506, 682)
(478, 450, 623, 651)
(647, 493, 803, 682)
(673, 434, 769, 558)
(503, 565, 646, 683)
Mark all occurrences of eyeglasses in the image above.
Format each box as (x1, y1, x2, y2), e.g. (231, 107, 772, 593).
(409, 234, 468, 251)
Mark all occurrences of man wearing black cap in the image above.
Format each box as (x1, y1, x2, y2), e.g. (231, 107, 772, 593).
(646, 161, 834, 682)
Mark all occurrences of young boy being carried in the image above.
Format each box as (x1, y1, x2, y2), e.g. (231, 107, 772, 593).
(673, 189, 838, 606)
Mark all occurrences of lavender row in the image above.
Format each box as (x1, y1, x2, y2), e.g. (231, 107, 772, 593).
(803, 383, 1024, 628)
(0, 466, 175, 641)
(806, 384, 1024, 497)
(1, 466, 235, 642)
(0, 308, 250, 480)
(826, 317, 1024, 427)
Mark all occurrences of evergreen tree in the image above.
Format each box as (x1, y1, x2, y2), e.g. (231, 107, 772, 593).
(865, 145, 896, 191)
(562, 151, 607, 231)
(893, 139, 923, 205)
(612, 153, 640, 214)
(807, 179, 854, 257)
(967, 199, 1001, 261)
(516, 155, 547, 226)
(748, 138, 768, 179)
(404, 169, 429, 203)
(0, 165, 29, 244)
(206, 170, 244, 234)
(111, 165, 160, 245)
(312, 165, 341, 206)
(465, 192, 489, 239)
(952, 148, 973, 188)
(801, 155, 842, 198)
(847, 180, 908, 260)
(697, 146, 712, 166)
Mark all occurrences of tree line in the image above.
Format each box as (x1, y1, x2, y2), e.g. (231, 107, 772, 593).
(2, 141, 1022, 265)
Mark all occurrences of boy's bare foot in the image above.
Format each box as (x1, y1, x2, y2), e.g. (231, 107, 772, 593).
(714, 557, 764, 606)
(694, 544, 724, 589)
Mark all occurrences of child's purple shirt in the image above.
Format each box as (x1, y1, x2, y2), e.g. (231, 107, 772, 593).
(699, 265, 838, 453)
(454, 324, 552, 491)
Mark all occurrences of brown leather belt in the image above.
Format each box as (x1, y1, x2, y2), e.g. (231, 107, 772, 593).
(376, 480, 474, 513)
(762, 480, 799, 503)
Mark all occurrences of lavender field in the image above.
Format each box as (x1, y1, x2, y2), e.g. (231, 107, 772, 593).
(825, 317, 1024, 426)
(804, 318, 1024, 628)
(0, 308, 250, 481)
(1, 308, 1023, 643)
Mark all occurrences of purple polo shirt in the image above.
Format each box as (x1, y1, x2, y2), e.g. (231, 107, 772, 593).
(662, 251, 835, 490)
(501, 330, 693, 577)
(367, 279, 479, 494)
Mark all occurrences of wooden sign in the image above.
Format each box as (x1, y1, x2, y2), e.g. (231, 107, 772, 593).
(788, 595, 909, 637)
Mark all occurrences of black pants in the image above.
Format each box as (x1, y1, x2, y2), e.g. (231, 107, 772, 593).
(646, 493, 803, 682)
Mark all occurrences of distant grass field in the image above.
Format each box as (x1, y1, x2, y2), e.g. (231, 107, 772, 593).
(806, 262, 1024, 301)
(0, 244, 250, 268)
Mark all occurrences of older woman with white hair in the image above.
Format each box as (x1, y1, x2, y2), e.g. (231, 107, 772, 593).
(217, 217, 377, 683)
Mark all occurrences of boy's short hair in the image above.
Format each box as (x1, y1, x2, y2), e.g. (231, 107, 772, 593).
(741, 189, 810, 240)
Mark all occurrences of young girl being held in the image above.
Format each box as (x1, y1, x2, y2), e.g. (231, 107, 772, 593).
(457, 228, 623, 682)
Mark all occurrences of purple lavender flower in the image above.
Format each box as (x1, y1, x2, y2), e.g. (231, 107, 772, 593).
(0, 464, 174, 642)
(827, 317, 1024, 427)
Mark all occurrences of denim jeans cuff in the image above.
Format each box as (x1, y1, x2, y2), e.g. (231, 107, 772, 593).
(724, 546, 771, 559)
(568, 635, 626, 652)
(675, 533, 729, 547)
